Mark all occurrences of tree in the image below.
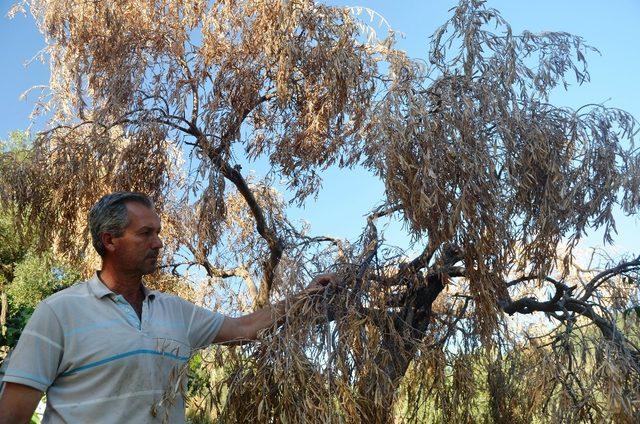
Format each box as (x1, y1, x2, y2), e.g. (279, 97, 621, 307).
(4, 0, 640, 422)
(0, 132, 80, 359)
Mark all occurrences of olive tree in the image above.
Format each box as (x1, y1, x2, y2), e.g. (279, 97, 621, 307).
(4, 0, 639, 422)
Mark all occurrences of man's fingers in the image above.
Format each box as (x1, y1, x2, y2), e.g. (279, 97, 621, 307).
(304, 273, 343, 297)
(314, 276, 331, 286)
(312, 273, 338, 286)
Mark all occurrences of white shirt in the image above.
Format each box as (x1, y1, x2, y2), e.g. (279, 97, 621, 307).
(2, 274, 225, 423)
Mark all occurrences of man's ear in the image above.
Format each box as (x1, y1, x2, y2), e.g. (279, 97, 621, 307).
(100, 232, 117, 254)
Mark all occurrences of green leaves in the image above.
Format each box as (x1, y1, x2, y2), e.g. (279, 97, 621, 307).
(623, 305, 640, 320)
(0, 131, 81, 349)
(8, 253, 79, 309)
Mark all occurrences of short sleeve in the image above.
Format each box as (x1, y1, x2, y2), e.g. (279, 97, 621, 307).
(2, 301, 64, 392)
(184, 300, 226, 350)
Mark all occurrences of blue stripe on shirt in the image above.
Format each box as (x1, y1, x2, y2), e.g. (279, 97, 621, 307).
(60, 349, 190, 377)
(64, 319, 123, 336)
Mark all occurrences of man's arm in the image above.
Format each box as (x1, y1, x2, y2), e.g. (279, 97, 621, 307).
(213, 273, 338, 345)
(0, 382, 42, 424)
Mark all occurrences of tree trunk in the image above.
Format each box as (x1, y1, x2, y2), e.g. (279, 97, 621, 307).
(0, 291, 7, 338)
(355, 273, 446, 422)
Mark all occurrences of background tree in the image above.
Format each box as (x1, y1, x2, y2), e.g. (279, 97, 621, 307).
(0, 132, 80, 361)
(3, 0, 639, 422)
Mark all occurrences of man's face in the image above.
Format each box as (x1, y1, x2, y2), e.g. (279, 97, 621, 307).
(110, 201, 163, 276)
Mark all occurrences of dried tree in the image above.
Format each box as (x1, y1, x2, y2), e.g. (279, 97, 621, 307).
(3, 0, 640, 422)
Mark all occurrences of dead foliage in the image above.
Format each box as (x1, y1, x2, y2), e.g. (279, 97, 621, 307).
(3, 0, 640, 422)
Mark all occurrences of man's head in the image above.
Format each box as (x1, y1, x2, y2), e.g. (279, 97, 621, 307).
(89, 192, 163, 275)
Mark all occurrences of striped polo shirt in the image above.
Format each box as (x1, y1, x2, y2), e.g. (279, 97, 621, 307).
(2, 274, 225, 423)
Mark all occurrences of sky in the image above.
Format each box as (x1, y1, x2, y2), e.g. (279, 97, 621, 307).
(0, 0, 638, 256)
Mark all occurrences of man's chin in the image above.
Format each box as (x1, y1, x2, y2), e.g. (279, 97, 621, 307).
(141, 267, 157, 276)
(141, 260, 159, 275)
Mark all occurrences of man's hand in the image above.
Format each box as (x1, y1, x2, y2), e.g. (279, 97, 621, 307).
(213, 272, 341, 345)
(303, 272, 340, 295)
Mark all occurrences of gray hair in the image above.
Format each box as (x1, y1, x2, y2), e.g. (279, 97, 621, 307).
(89, 192, 154, 256)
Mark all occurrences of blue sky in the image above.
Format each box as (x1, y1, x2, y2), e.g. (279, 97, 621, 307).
(1, 0, 638, 254)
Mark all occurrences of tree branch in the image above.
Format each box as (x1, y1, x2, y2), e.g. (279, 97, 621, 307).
(203, 262, 258, 303)
(499, 275, 640, 363)
(501, 275, 574, 315)
(213, 160, 283, 308)
(580, 255, 640, 301)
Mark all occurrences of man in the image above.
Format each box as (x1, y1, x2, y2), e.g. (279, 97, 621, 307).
(0, 192, 335, 423)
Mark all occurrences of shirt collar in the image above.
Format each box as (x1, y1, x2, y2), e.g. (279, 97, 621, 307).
(141, 283, 155, 300)
(88, 272, 156, 300)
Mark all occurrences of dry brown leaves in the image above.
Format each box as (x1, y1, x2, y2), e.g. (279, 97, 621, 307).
(3, 0, 640, 422)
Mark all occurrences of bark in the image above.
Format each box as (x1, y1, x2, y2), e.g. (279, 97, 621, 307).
(196, 132, 284, 309)
(356, 269, 447, 423)
(0, 291, 7, 337)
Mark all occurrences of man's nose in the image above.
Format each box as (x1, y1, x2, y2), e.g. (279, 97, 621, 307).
(152, 233, 163, 249)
